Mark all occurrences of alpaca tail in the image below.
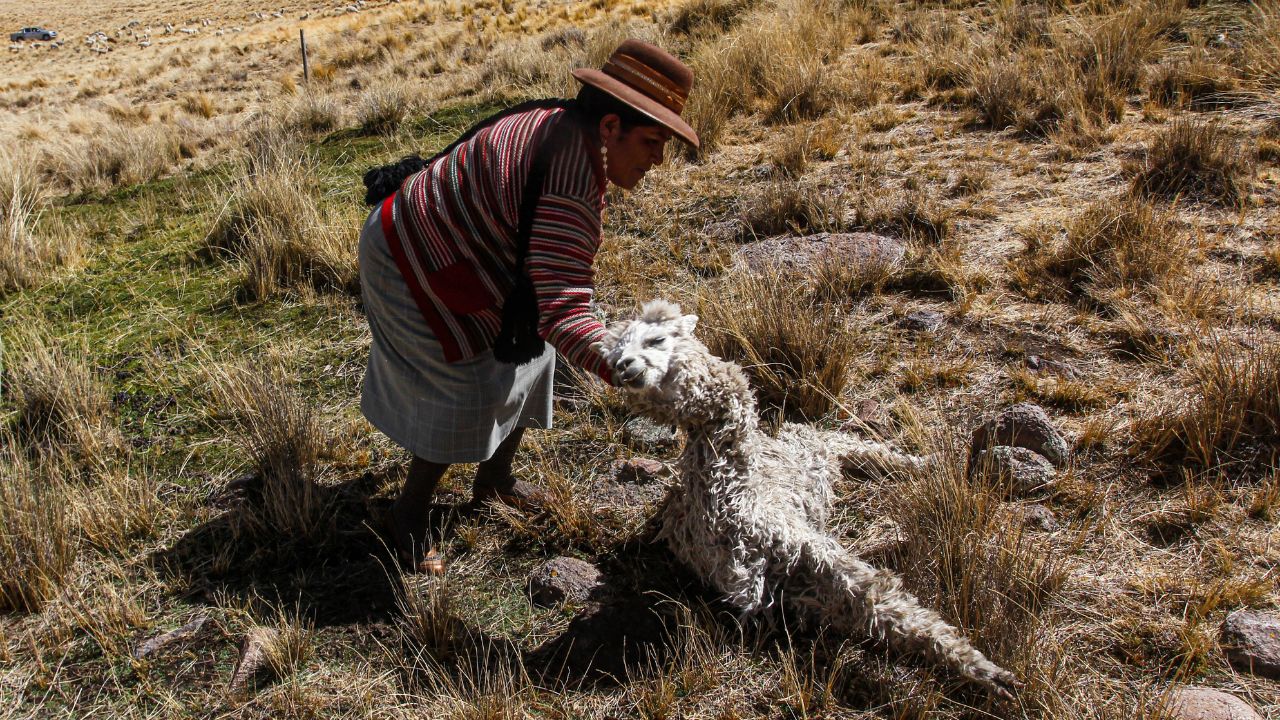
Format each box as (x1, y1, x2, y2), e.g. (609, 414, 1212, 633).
(787, 527, 1021, 699)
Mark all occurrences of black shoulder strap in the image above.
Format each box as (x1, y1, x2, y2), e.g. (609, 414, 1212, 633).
(513, 106, 586, 271)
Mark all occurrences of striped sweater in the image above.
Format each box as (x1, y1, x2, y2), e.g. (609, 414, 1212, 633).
(384, 105, 613, 382)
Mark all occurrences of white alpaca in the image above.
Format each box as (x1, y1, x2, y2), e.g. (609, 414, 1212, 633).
(593, 300, 1019, 699)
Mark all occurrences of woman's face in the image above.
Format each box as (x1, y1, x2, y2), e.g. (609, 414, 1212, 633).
(600, 115, 673, 190)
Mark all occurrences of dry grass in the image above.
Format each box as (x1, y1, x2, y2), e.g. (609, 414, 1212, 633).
(697, 271, 861, 420)
(210, 362, 338, 542)
(0, 152, 78, 292)
(39, 122, 189, 194)
(1135, 337, 1280, 472)
(206, 120, 357, 300)
(1148, 53, 1241, 110)
(0, 435, 78, 613)
(357, 86, 416, 135)
(1011, 197, 1192, 308)
(6, 332, 121, 469)
(1237, 0, 1280, 89)
(1132, 118, 1256, 209)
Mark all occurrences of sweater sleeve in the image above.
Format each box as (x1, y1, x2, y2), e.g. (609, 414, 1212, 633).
(526, 192, 613, 383)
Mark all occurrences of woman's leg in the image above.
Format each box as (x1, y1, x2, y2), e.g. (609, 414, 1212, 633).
(387, 456, 449, 572)
(471, 427, 548, 511)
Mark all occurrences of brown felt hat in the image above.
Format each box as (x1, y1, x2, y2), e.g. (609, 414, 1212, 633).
(572, 39, 699, 149)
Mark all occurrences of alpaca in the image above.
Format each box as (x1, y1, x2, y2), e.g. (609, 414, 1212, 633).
(593, 300, 1020, 699)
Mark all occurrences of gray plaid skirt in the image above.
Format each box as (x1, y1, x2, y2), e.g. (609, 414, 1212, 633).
(357, 205, 555, 464)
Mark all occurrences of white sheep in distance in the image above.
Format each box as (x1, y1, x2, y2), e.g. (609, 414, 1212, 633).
(593, 299, 1020, 699)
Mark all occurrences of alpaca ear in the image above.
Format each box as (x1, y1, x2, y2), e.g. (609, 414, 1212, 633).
(679, 314, 699, 336)
(590, 340, 607, 357)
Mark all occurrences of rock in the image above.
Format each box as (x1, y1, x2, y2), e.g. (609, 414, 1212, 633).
(612, 457, 665, 484)
(229, 627, 278, 691)
(133, 615, 208, 659)
(733, 232, 906, 279)
(970, 402, 1070, 467)
(974, 446, 1057, 496)
(841, 398, 891, 437)
(1018, 504, 1058, 532)
(1163, 686, 1264, 720)
(900, 309, 944, 333)
(1220, 610, 1280, 679)
(622, 417, 678, 452)
(529, 557, 602, 606)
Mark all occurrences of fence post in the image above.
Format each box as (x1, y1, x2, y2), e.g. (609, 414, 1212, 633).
(300, 28, 309, 84)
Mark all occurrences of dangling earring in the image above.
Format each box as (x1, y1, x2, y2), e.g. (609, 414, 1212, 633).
(600, 142, 609, 183)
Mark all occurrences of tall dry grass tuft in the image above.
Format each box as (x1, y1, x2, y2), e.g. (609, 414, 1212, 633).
(1132, 118, 1255, 208)
(283, 91, 344, 135)
(72, 458, 165, 554)
(0, 436, 77, 613)
(1135, 337, 1280, 471)
(399, 575, 467, 664)
(1011, 197, 1191, 307)
(206, 120, 357, 300)
(1148, 54, 1240, 109)
(211, 362, 337, 542)
(6, 332, 121, 469)
(680, 0, 863, 159)
(889, 447, 1066, 704)
(0, 152, 76, 293)
(697, 271, 861, 420)
(40, 123, 188, 194)
(1237, 0, 1280, 89)
(357, 86, 416, 135)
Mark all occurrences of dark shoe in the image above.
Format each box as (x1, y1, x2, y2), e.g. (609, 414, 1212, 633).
(468, 478, 549, 514)
(375, 507, 445, 576)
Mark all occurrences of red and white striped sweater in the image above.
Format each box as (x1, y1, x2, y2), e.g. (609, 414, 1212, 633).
(381, 105, 613, 382)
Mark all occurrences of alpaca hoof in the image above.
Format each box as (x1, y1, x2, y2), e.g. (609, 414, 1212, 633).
(981, 667, 1022, 700)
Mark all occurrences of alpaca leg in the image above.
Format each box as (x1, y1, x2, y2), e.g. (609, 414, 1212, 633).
(824, 434, 934, 476)
(792, 529, 1020, 698)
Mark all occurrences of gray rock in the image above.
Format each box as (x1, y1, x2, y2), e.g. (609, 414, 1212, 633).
(622, 417, 678, 452)
(1019, 504, 1058, 532)
(974, 446, 1057, 496)
(900, 309, 944, 333)
(733, 232, 906, 279)
(1163, 686, 1264, 720)
(133, 615, 208, 659)
(1221, 610, 1280, 679)
(840, 398, 891, 437)
(612, 457, 666, 484)
(528, 556, 602, 606)
(970, 402, 1070, 467)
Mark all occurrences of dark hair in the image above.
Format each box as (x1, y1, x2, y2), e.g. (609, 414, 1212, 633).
(574, 84, 662, 135)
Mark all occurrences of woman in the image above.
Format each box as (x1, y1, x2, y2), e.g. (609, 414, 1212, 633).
(359, 39, 699, 574)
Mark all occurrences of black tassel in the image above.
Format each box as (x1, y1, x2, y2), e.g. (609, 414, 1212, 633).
(491, 275, 545, 364)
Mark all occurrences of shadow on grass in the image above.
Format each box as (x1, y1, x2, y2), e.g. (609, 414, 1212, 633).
(152, 469, 405, 628)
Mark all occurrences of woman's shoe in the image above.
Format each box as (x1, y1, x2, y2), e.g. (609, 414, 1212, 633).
(376, 507, 445, 576)
(469, 477, 549, 514)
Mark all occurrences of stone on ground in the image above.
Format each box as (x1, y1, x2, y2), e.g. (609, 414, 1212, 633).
(1220, 610, 1280, 679)
(974, 445, 1057, 496)
(1162, 686, 1263, 720)
(529, 556, 602, 606)
(970, 402, 1070, 467)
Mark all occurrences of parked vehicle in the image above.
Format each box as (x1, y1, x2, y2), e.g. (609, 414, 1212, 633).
(10, 27, 57, 42)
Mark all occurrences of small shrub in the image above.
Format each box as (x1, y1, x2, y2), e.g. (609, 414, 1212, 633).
(0, 438, 77, 613)
(1148, 56, 1240, 109)
(1012, 197, 1190, 307)
(357, 86, 415, 135)
(738, 181, 843, 237)
(1135, 338, 1280, 471)
(698, 271, 860, 420)
(0, 153, 78, 292)
(7, 333, 120, 469)
(180, 92, 217, 118)
(1132, 118, 1255, 208)
(207, 121, 357, 300)
(211, 363, 338, 541)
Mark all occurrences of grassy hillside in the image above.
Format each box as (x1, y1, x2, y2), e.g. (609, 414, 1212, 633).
(2, 0, 1279, 718)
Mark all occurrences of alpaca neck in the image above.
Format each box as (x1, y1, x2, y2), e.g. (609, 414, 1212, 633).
(673, 355, 758, 492)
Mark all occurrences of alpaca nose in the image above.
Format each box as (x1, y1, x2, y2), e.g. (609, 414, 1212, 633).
(615, 355, 642, 381)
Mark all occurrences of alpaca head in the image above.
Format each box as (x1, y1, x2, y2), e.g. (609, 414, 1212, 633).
(592, 299, 701, 391)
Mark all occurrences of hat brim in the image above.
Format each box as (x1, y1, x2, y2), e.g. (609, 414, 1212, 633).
(572, 68, 700, 149)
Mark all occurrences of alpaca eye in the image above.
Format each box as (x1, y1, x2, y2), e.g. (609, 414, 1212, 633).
(645, 336, 666, 348)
